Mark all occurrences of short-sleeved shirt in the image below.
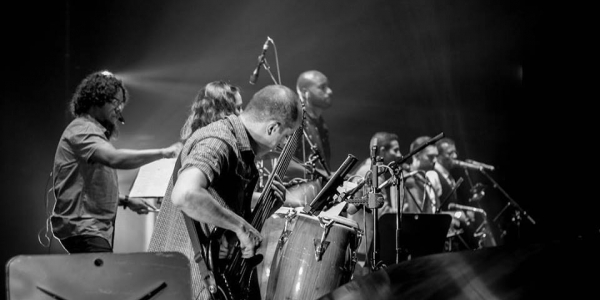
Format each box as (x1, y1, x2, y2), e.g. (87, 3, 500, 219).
(148, 115, 258, 298)
(51, 116, 119, 245)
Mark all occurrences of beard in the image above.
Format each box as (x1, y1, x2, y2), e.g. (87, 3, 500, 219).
(99, 117, 119, 139)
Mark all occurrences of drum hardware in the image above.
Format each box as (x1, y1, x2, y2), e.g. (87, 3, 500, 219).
(344, 228, 363, 278)
(277, 209, 298, 250)
(313, 217, 335, 261)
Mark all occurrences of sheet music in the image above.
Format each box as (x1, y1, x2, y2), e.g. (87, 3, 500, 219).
(128, 158, 176, 198)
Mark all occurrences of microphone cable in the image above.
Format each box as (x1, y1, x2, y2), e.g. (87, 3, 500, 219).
(269, 36, 281, 84)
(37, 169, 54, 251)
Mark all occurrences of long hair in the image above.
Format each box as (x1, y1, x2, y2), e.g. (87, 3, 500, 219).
(70, 71, 128, 118)
(180, 81, 241, 140)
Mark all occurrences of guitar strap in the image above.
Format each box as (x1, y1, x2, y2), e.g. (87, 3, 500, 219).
(171, 153, 218, 297)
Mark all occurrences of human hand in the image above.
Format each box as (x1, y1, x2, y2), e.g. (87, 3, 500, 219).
(236, 225, 262, 258)
(270, 174, 287, 206)
(218, 234, 236, 260)
(283, 177, 308, 189)
(126, 197, 159, 214)
(163, 142, 183, 158)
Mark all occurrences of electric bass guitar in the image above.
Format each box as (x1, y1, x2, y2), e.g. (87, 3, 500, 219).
(206, 103, 306, 300)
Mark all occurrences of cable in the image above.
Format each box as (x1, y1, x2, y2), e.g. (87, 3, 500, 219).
(270, 37, 282, 84)
(37, 171, 54, 250)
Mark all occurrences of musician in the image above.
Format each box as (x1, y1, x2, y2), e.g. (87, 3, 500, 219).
(294, 70, 333, 173)
(429, 137, 477, 250)
(258, 70, 333, 207)
(402, 136, 439, 213)
(430, 138, 460, 211)
(51, 70, 182, 253)
(148, 84, 301, 299)
(346, 132, 403, 273)
(179, 80, 243, 141)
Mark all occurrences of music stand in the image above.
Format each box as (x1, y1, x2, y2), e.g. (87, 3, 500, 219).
(378, 213, 452, 265)
(6, 252, 192, 300)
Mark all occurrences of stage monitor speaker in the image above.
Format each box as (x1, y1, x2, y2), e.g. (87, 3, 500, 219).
(5, 252, 191, 300)
(378, 213, 451, 265)
(319, 237, 600, 300)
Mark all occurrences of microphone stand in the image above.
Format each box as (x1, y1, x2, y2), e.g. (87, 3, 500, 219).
(482, 169, 536, 242)
(302, 129, 332, 177)
(367, 133, 446, 270)
(391, 165, 407, 264)
(385, 132, 444, 266)
(261, 59, 279, 85)
(367, 146, 384, 271)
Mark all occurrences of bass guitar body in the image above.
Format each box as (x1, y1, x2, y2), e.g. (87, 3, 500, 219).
(205, 228, 263, 300)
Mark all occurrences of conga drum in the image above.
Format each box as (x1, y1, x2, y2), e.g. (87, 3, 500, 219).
(264, 210, 362, 300)
(256, 206, 301, 300)
(255, 178, 324, 297)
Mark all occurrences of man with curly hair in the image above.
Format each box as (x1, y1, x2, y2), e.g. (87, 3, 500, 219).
(51, 70, 182, 253)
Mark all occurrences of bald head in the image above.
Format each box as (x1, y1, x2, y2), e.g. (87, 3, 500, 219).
(296, 70, 325, 92)
(243, 84, 301, 129)
(296, 70, 332, 114)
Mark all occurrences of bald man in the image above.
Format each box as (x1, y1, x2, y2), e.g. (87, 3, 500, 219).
(287, 70, 333, 180)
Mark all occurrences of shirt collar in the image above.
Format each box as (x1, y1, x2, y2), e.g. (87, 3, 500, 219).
(80, 114, 110, 138)
(226, 115, 253, 153)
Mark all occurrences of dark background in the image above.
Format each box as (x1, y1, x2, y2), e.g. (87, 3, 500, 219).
(2, 0, 594, 297)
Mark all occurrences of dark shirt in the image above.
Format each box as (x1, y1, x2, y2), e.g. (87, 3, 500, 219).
(293, 113, 331, 172)
(148, 115, 258, 298)
(434, 168, 458, 212)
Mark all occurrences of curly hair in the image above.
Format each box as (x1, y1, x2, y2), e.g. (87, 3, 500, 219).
(180, 81, 241, 140)
(70, 71, 128, 117)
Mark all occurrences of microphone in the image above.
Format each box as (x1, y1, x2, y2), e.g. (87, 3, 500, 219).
(116, 111, 125, 124)
(305, 154, 358, 215)
(452, 159, 493, 171)
(249, 37, 271, 85)
(448, 203, 486, 215)
(465, 159, 495, 171)
(378, 170, 421, 190)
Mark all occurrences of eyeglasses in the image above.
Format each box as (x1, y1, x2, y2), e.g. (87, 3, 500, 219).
(109, 98, 124, 109)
